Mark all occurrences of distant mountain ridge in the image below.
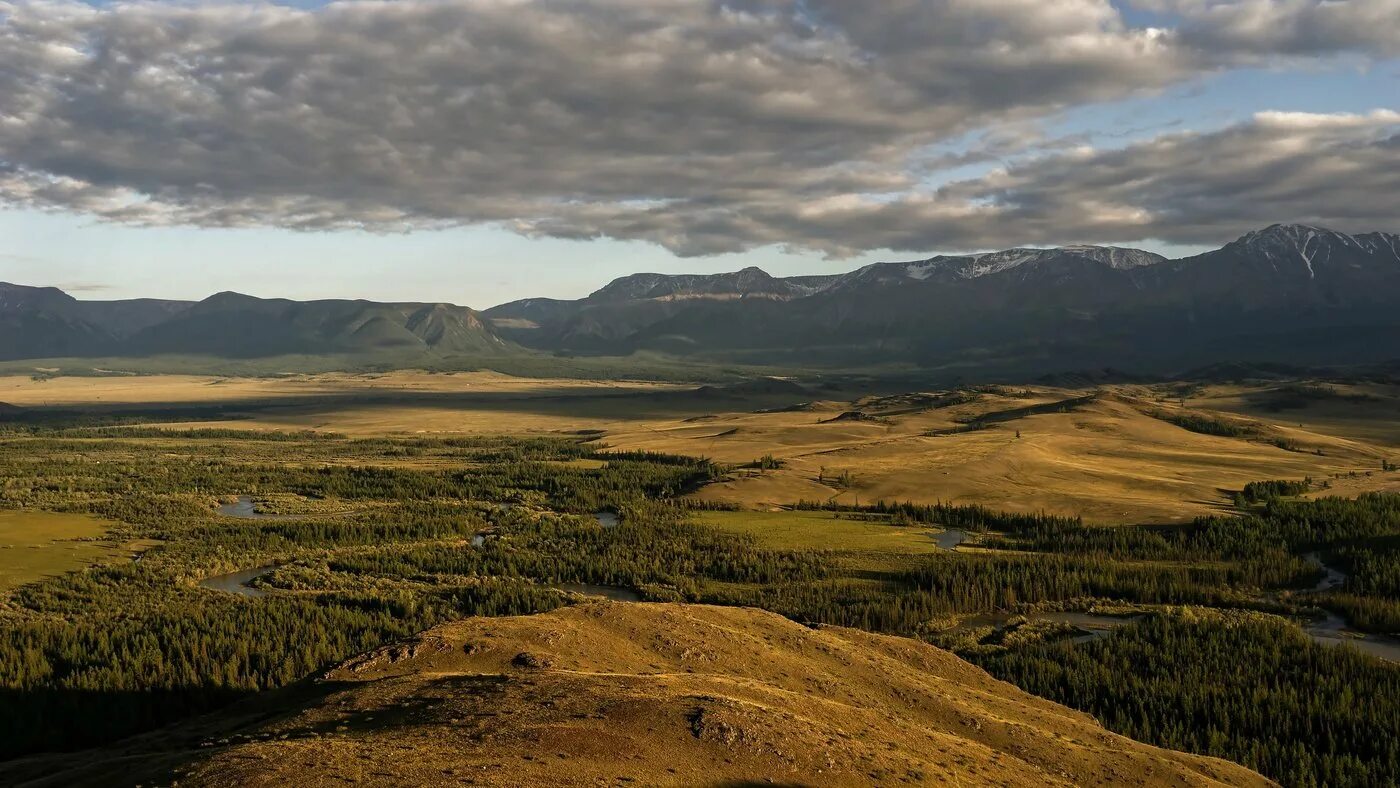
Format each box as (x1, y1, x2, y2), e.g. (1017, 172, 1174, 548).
(4, 224, 1398, 373)
(483, 224, 1400, 373)
(588, 266, 837, 302)
(0, 285, 510, 361)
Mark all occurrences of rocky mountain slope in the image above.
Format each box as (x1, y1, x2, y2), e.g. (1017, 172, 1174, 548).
(6, 224, 1397, 372)
(485, 224, 1400, 373)
(24, 602, 1270, 787)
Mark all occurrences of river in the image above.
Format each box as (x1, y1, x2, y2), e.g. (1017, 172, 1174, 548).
(930, 528, 965, 551)
(936, 552, 1400, 661)
(216, 496, 302, 520)
(551, 583, 643, 602)
(198, 506, 1400, 661)
(950, 611, 1144, 644)
(1294, 554, 1400, 662)
(199, 565, 276, 598)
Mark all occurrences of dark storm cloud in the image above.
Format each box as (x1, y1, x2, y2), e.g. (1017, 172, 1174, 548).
(723, 110, 1399, 253)
(0, 0, 1395, 255)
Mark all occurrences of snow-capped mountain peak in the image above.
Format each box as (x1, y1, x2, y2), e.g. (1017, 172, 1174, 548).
(863, 244, 1166, 286)
(1056, 245, 1167, 271)
(1225, 223, 1400, 279)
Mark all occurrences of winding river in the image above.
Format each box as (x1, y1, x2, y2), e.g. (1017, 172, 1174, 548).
(202, 505, 635, 601)
(952, 554, 1400, 661)
(199, 503, 1398, 661)
(1293, 554, 1400, 662)
(950, 611, 1144, 645)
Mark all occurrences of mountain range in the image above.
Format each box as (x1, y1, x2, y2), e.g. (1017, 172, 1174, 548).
(486, 223, 1400, 374)
(4, 224, 1399, 375)
(0, 286, 509, 361)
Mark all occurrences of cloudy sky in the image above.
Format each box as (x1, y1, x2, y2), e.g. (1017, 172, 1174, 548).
(1, 0, 1397, 307)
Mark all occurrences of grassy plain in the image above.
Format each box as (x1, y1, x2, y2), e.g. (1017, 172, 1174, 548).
(4, 370, 1398, 523)
(694, 509, 950, 552)
(0, 510, 130, 592)
(0, 393, 1396, 786)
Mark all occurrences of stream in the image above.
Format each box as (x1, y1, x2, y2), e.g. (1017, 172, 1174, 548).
(199, 503, 1399, 661)
(958, 554, 1400, 661)
(199, 565, 641, 605)
(1036, 612, 1145, 644)
(469, 511, 615, 548)
(551, 583, 643, 602)
(199, 565, 276, 598)
(1293, 554, 1400, 662)
(951, 611, 1144, 645)
(216, 496, 301, 520)
(930, 528, 965, 551)
(202, 506, 633, 601)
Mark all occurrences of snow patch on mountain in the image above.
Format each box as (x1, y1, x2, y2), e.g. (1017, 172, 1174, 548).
(873, 245, 1166, 286)
(1226, 224, 1400, 278)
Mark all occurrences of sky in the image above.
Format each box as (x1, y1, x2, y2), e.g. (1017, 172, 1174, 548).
(0, 0, 1396, 309)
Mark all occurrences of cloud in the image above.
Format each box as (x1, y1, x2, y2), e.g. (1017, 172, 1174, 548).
(0, 0, 1395, 256)
(1135, 0, 1400, 59)
(54, 282, 113, 293)
(740, 109, 1400, 253)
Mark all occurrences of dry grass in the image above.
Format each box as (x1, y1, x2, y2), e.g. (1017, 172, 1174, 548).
(617, 389, 1400, 523)
(1187, 381, 1400, 449)
(107, 603, 1267, 788)
(7, 371, 1398, 523)
(0, 510, 130, 592)
(0, 370, 680, 408)
(694, 509, 948, 552)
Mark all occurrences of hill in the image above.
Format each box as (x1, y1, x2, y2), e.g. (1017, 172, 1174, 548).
(0, 285, 514, 361)
(27, 602, 1270, 787)
(126, 293, 512, 357)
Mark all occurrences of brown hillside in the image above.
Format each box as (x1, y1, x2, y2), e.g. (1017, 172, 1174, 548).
(165, 603, 1268, 787)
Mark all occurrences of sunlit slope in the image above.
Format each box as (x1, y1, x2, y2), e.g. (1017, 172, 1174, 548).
(174, 603, 1268, 787)
(2, 371, 1395, 522)
(606, 388, 1397, 522)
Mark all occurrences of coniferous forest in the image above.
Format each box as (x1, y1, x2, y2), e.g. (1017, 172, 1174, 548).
(0, 424, 1397, 785)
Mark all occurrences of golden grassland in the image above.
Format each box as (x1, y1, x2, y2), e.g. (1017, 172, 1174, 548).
(3, 371, 1398, 524)
(0, 370, 681, 408)
(0, 377, 1389, 786)
(33, 603, 1265, 788)
(1187, 380, 1400, 449)
(0, 510, 137, 592)
(694, 509, 950, 552)
(612, 385, 1400, 523)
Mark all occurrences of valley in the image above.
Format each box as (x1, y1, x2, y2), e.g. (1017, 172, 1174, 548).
(3, 1, 1396, 783)
(0, 368, 1398, 785)
(4, 369, 1396, 523)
